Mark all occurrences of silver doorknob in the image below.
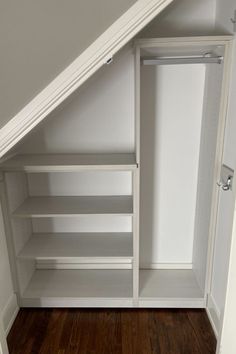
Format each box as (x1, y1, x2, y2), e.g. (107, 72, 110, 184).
(217, 176, 233, 191)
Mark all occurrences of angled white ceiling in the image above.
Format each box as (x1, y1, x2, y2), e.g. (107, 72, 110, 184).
(0, 0, 174, 157)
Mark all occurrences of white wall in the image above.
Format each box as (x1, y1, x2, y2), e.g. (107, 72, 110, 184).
(0, 0, 217, 132)
(28, 171, 132, 234)
(140, 63, 205, 266)
(15, 46, 135, 154)
(0, 0, 136, 129)
(140, 0, 216, 37)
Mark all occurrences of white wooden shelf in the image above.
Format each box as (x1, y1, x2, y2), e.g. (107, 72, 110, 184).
(21, 269, 133, 307)
(13, 196, 133, 217)
(0, 153, 137, 172)
(139, 269, 205, 307)
(18, 233, 133, 263)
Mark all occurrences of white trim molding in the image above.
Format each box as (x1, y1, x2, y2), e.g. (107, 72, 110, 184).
(1, 293, 19, 336)
(0, 0, 174, 158)
(207, 293, 220, 338)
(0, 317, 9, 354)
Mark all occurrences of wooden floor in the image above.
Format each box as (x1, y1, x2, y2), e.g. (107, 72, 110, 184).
(7, 309, 216, 354)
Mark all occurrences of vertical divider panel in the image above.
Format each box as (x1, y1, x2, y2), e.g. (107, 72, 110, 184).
(132, 169, 140, 305)
(133, 46, 141, 304)
(0, 173, 20, 297)
(135, 46, 141, 166)
(4, 172, 34, 297)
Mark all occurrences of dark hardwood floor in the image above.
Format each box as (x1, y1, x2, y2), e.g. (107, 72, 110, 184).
(7, 309, 216, 354)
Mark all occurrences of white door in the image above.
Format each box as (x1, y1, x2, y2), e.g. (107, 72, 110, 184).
(211, 43, 236, 353)
(217, 205, 236, 354)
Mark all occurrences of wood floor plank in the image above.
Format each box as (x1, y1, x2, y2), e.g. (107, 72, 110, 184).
(7, 309, 216, 354)
(187, 309, 217, 354)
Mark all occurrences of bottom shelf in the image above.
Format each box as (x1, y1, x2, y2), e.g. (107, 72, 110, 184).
(139, 269, 205, 307)
(19, 269, 205, 308)
(21, 269, 133, 307)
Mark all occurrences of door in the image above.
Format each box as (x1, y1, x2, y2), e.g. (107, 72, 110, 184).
(214, 41, 236, 354)
(217, 207, 236, 354)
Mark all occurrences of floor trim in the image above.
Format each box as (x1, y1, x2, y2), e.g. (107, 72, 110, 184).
(206, 293, 220, 338)
(2, 294, 19, 336)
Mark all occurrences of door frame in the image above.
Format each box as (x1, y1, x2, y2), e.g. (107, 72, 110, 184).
(0, 317, 8, 354)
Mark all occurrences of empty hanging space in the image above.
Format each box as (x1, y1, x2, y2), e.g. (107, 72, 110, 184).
(137, 38, 226, 307)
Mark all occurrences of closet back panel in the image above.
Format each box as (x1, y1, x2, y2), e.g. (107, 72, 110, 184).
(140, 63, 206, 265)
(27, 172, 132, 196)
(15, 47, 135, 154)
(28, 171, 133, 233)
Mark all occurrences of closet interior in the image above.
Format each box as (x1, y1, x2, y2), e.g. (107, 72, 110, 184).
(0, 36, 232, 308)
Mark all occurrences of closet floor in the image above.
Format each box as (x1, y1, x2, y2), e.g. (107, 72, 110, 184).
(7, 308, 216, 354)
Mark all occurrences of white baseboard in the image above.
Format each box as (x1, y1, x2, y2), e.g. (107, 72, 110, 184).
(207, 293, 220, 338)
(140, 263, 193, 269)
(2, 294, 19, 336)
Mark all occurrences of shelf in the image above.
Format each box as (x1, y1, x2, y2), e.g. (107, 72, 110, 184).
(0, 153, 137, 172)
(18, 233, 133, 263)
(139, 269, 204, 300)
(13, 196, 133, 217)
(21, 269, 133, 307)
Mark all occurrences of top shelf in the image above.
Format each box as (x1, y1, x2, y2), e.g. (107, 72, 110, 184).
(0, 153, 137, 172)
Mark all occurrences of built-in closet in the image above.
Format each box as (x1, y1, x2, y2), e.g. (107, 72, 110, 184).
(0, 36, 233, 310)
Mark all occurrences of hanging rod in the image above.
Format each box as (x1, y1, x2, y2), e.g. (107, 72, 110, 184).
(141, 55, 224, 66)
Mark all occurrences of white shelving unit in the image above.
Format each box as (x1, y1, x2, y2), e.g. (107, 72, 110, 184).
(1, 152, 138, 306)
(0, 153, 137, 172)
(18, 233, 133, 261)
(13, 196, 133, 217)
(22, 269, 133, 307)
(0, 36, 232, 310)
(139, 270, 204, 307)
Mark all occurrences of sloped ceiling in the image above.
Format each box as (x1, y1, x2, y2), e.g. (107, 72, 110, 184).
(0, 0, 137, 129)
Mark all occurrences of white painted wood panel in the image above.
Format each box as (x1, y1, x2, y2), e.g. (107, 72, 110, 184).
(0, 201, 15, 332)
(12, 46, 136, 155)
(4, 172, 35, 295)
(32, 216, 132, 233)
(22, 269, 133, 299)
(18, 233, 133, 261)
(13, 196, 133, 217)
(0, 154, 137, 172)
(27, 172, 132, 197)
(139, 269, 204, 299)
(140, 63, 205, 264)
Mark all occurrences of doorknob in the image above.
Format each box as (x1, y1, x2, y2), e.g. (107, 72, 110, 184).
(217, 164, 234, 191)
(217, 176, 233, 191)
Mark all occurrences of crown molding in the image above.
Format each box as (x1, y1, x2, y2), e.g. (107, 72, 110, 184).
(0, 0, 173, 157)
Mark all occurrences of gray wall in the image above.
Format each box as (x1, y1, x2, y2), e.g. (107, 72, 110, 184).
(0, 0, 136, 128)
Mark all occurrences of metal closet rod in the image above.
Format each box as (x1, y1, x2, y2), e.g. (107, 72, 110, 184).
(141, 55, 224, 65)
